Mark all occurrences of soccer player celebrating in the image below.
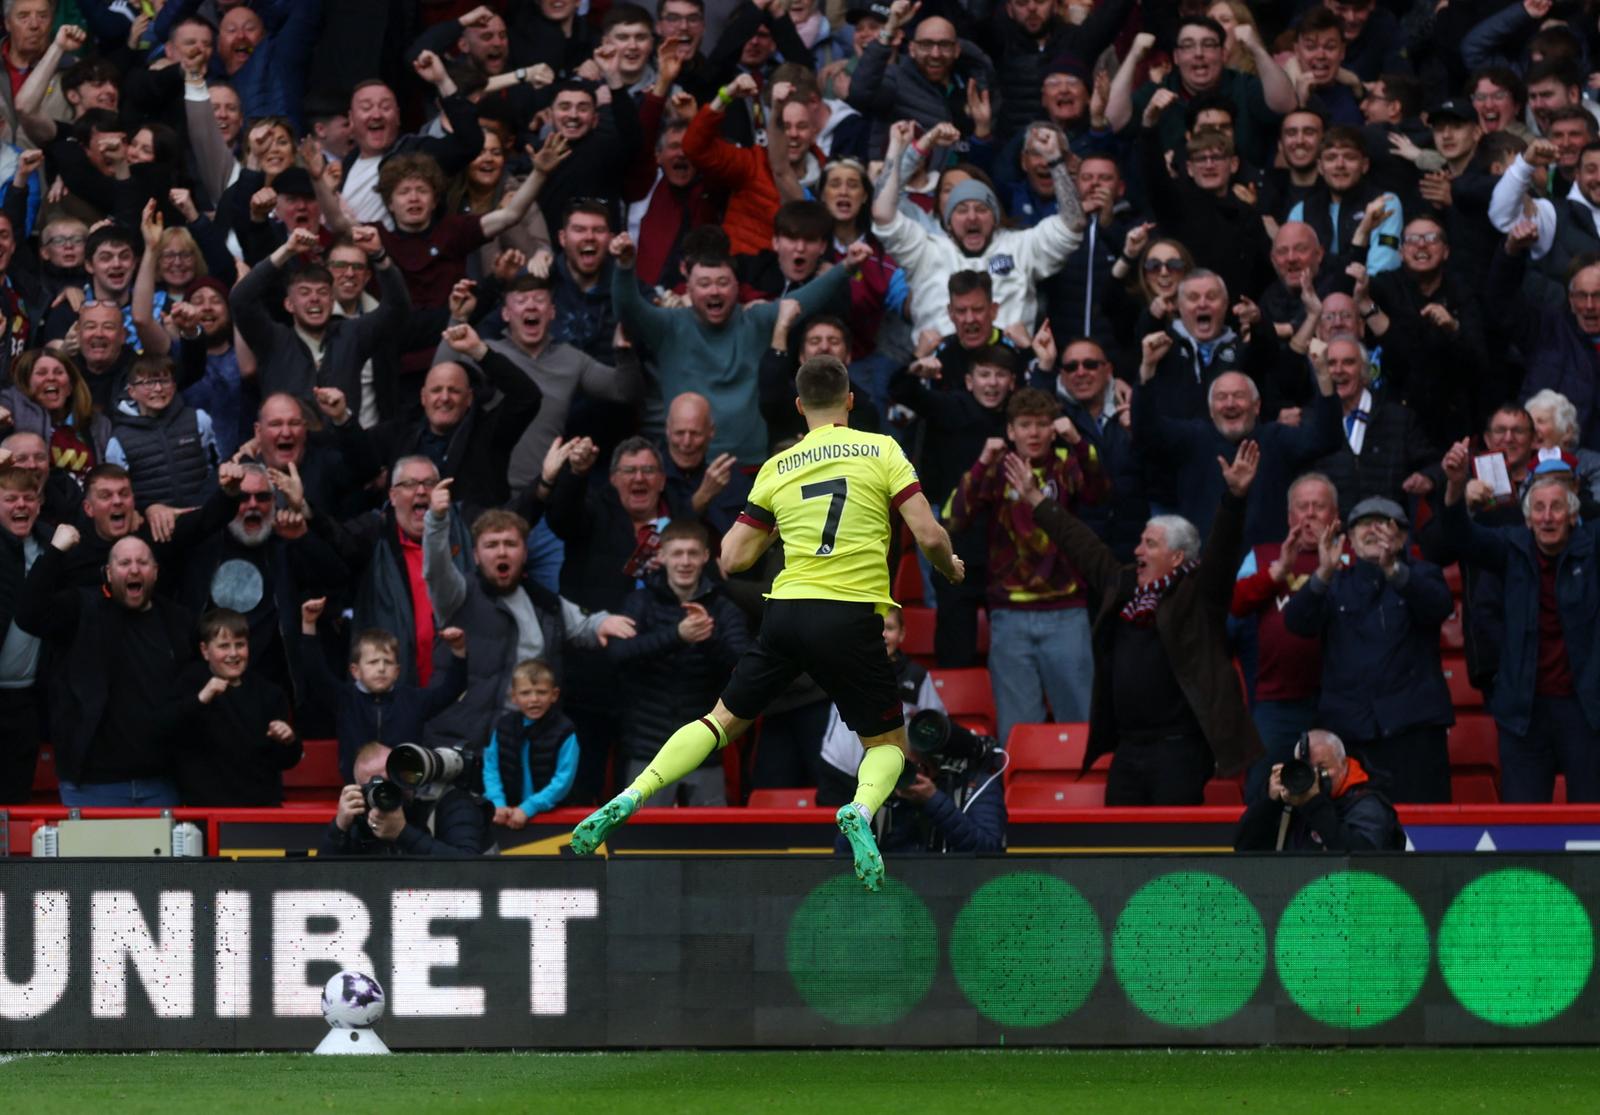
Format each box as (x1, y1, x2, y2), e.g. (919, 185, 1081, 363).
(569, 356, 965, 890)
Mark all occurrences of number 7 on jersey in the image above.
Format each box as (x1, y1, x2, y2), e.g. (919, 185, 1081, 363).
(801, 477, 847, 556)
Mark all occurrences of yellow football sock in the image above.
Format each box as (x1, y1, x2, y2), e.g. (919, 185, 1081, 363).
(852, 745, 905, 815)
(627, 716, 730, 802)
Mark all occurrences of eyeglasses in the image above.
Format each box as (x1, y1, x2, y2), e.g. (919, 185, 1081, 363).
(1320, 310, 1356, 322)
(130, 375, 174, 387)
(1176, 37, 1222, 52)
(1403, 232, 1443, 245)
(1144, 257, 1190, 274)
(43, 234, 86, 248)
(159, 250, 192, 263)
(328, 260, 369, 272)
(615, 465, 662, 477)
(1061, 358, 1104, 372)
(912, 39, 959, 53)
(1188, 151, 1230, 165)
(391, 478, 439, 492)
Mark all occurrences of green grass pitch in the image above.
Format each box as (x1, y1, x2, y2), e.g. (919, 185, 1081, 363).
(5, 1049, 1599, 1114)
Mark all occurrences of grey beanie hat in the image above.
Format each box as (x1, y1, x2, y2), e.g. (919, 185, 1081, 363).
(943, 178, 1000, 225)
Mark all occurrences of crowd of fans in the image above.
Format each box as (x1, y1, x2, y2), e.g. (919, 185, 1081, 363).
(1, 0, 1599, 834)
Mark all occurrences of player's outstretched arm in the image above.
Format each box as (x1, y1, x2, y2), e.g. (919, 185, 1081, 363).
(720, 519, 780, 576)
(897, 491, 964, 584)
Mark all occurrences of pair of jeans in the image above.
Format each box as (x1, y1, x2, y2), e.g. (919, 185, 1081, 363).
(987, 606, 1093, 745)
(58, 777, 180, 808)
(1498, 695, 1600, 802)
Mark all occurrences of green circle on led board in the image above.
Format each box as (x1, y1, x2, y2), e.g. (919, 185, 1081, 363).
(1112, 872, 1265, 1028)
(1275, 871, 1430, 1029)
(1438, 868, 1593, 1027)
(786, 875, 937, 1026)
(948, 872, 1103, 1027)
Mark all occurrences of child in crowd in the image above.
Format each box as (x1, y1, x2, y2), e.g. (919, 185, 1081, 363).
(175, 608, 300, 805)
(300, 597, 469, 783)
(105, 354, 218, 510)
(483, 659, 578, 829)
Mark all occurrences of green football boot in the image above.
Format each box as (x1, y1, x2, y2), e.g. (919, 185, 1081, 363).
(569, 789, 642, 855)
(835, 803, 884, 892)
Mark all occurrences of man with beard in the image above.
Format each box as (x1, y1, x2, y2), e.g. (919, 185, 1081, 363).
(991, 0, 1134, 141)
(372, 323, 544, 516)
(442, 271, 639, 497)
(174, 464, 346, 712)
(232, 226, 411, 408)
(1232, 472, 1340, 801)
(1134, 357, 1342, 544)
(1264, 109, 1328, 221)
(611, 230, 848, 465)
(18, 526, 201, 806)
(406, 5, 514, 82)
(872, 118, 1083, 343)
(548, 201, 619, 362)
(0, 462, 50, 801)
(61, 462, 244, 588)
(847, 5, 995, 145)
(421, 480, 634, 757)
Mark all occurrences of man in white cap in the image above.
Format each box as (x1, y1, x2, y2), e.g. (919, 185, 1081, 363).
(870, 116, 1085, 341)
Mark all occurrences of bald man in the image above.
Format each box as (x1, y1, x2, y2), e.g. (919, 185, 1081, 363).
(372, 325, 546, 515)
(0, 431, 78, 526)
(1233, 728, 1404, 850)
(1261, 221, 1332, 332)
(15, 525, 198, 806)
(661, 392, 751, 537)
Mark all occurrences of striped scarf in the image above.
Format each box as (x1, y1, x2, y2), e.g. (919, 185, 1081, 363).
(1120, 559, 1199, 627)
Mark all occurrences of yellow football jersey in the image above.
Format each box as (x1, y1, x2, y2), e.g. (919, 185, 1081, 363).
(738, 425, 922, 607)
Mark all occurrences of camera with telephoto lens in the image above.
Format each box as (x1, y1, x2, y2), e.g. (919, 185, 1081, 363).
(1279, 758, 1317, 797)
(362, 776, 405, 813)
(900, 709, 998, 787)
(386, 742, 477, 793)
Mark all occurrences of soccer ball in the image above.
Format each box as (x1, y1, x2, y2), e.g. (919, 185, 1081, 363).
(320, 970, 386, 1029)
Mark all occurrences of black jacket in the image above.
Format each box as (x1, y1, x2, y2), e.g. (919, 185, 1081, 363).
(317, 787, 492, 857)
(606, 570, 753, 762)
(1370, 268, 1491, 447)
(173, 664, 301, 806)
(1312, 398, 1437, 514)
(1234, 778, 1404, 851)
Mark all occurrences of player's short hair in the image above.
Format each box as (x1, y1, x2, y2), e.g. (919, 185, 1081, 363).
(801, 314, 852, 349)
(1006, 387, 1060, 422)
(773, 199, 832, 243)
(197, 608, 250, 645)
(511, 658, 558, 688)
(796, 356, 850, 409)
(350, 628, 400, 664)
(947, 269, 993, 300)
(661, 518, 711, 550)
(472, 508, 531, 542)
(85, 222, 137, 260)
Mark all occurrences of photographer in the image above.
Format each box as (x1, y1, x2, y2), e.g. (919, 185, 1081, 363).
(319, 742, 493, 857)
(1234, 730, 1404, 851)
(859, 719, 1008, 855)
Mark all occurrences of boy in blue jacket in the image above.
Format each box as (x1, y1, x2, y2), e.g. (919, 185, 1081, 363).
(484, 659, 578, 828)
(300, 597, 468, 782)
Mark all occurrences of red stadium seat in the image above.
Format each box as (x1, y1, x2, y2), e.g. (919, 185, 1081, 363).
(1443, 563, 1463, 596)
(1203, 779, 1244, 806)
(746, 788, 816, 808)
(283, 739, 343, 801)
(1004, 723, 1105, 784)
(931, 669, 996, 736)
(976, 608, 990, 654)
(1441, 655, 1483, 709)
(1007, 780, 1106, 808)
(893, 550, 923, 606)
(1439, 601, 1465, 652)
(1451, 773, 1499, 803)
(901, 605, 935, 663)
(30, 746, 56, 802)
(1448, 714, 1500, 772)
(1555, 775, 1568, 804)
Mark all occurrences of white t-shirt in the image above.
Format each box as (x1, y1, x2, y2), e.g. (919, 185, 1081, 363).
(342, 155, 388, 225)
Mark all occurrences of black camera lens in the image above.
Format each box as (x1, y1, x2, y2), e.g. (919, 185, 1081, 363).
(1280, 758, 1316, 797)
(363, 777, 404, 813)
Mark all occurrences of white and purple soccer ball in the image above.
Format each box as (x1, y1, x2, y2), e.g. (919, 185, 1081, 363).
(320, 970, 386, 1029)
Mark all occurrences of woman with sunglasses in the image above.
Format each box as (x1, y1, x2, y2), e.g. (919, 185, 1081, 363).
(1106, 235, 1194, 351)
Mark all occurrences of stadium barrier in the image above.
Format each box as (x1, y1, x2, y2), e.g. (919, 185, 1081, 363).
(0, 854, 1596, 1048)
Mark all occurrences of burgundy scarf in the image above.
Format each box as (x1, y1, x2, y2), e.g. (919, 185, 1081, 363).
(1120, 559, 1199, 627)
